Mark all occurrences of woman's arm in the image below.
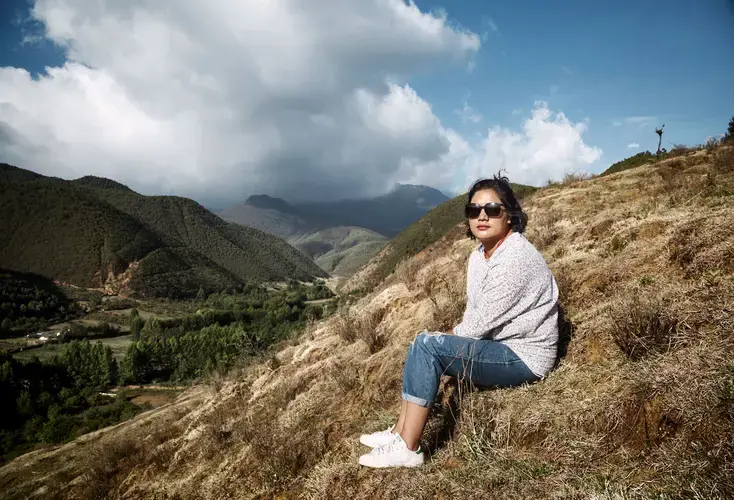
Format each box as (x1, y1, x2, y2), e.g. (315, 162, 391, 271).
(452, 268, 531, 339)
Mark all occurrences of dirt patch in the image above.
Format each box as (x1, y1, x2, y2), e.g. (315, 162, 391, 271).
(130, 391, 181, 409)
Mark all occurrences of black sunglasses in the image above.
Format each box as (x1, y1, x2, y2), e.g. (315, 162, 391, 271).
(465, 202, 506, 219)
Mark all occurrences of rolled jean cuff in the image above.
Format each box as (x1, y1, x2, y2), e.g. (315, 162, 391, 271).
(402, 391, 433, 408)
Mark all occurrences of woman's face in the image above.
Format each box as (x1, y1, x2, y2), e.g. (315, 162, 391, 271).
(468, 189, 511, 242)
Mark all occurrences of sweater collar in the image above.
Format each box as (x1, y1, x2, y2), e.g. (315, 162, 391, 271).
(476, 232, 519, 260)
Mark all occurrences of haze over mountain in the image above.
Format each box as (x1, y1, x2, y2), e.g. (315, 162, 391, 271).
(220, 184, 448, 238)
(0, 164, 327, 298)
(218, 184, 447, 275)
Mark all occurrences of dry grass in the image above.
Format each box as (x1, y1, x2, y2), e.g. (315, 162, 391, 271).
(422, 262, 466, 332)
(607, 295, 685, 361)
(334, 305, 389, 354)
(525, 208, 561, 250)
(713, 145, 734, 173)
(2, 146, 733, 500)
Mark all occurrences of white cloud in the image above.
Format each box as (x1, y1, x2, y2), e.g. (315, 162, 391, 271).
(0, 1, 602, 205)
(450, 102, 602, 189)
(627, 142, 640, 149)
(0, 0, 479, 204)
(613, 116, 658, 129)
(455, 101, 482, 124)
(560, 65, 574, 75)
(625, 116, 656, 125)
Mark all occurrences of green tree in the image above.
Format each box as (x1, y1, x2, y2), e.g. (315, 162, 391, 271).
(129, 307, 139, 319)
(726, 115, 734, 142)
(0, 318, 11, 333)
(130, 316, 145, 341)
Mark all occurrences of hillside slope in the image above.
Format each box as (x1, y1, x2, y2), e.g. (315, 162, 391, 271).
(1, 147, 733, 499)
(88, 188, 328, 286)
(0, 165, 327, 298)
(219, 185, 447, 277)
(288, 226, 389, 277)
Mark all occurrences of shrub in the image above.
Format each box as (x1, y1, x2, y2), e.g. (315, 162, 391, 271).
(333, 305, 358, 343)
(607, 295, 683, 360)
(713, 146, 734, 174)
(357, 308, 388, 354)
(705, 136, 721, 152)
(668, 144, 694, 158)
(562, 171, 591, 185)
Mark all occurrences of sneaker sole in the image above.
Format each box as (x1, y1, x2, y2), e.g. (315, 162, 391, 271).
(358, 457, 424, 468)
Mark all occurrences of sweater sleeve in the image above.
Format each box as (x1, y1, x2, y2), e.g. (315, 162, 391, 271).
(453, 264, 531, 340)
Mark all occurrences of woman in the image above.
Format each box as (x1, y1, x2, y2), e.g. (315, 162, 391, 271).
(358, 174, 559, 469)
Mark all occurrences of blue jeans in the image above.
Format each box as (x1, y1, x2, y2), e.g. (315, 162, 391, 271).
(401, 331, 540, 408)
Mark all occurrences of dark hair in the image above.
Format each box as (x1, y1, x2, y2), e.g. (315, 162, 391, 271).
(464, 173, 528, 239)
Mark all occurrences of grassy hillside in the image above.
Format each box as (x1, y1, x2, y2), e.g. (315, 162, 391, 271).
(1, 148, 732, 499)
(0, 165, 327, 298)
(288, 226, 389, 277)
(600, 151, 656, 176)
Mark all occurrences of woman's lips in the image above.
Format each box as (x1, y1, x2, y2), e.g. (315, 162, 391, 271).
(476, 225, 489, 230)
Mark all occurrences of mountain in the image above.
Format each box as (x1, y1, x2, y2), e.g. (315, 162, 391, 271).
(221, 184, 449, 238)
(218, 197, 310, 240)
(218, 184, 449, 276)
(288, 226, 389, 276)
(0, 164, 327, 298)
(4, 145, 732, 498)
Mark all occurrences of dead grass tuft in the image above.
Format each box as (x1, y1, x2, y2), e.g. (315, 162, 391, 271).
(395, 255, 423, 291)
(423, 265, 466, 332)
(668, 214, 734, 278)
(358, 307, 389, 354)
(713, 145, 734, 173)
(607, 295, 685, 361)
(526, 209, 561, 250)
(77, 424, 180, 500)
(333, 304, 388, 354)
(334, 305, 358, 343)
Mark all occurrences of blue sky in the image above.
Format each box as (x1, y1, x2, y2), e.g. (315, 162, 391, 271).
(0, 0, 733, 203)
(411, 0, 734, 164)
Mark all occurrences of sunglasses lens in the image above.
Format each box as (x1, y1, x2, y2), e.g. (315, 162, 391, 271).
(466, 204, 502, 218)
(465, 205, 481, 218)
(485, 205, 501, 217)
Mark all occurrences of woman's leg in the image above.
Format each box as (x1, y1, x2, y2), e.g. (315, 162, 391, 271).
(399, 332, 539, 450)
(399, 402, 430, 451)
(394, 399, 407, 434)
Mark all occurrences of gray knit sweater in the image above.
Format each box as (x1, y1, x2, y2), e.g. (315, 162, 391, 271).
(453, 232, 559, 378)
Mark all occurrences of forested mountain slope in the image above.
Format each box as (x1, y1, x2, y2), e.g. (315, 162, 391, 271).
(0, 164, 327, 298)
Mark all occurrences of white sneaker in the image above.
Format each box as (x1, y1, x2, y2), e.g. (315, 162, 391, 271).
(359, 424, 398, 448)
(358, 434, 425, 468)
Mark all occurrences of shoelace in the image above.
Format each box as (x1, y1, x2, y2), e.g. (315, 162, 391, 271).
(376, 443, 400, 455)
(375, 436, 403, 455)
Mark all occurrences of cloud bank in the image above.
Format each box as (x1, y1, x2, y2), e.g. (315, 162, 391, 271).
(0, 0, 601, 205)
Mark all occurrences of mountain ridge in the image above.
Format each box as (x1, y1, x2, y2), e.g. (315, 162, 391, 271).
(0, 165, 327, 298)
